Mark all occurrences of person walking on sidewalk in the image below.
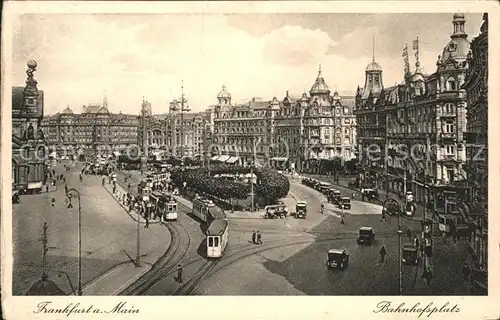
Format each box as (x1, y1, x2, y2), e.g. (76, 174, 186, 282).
(144, 216, 149, 228)
(462, 263, 471, 283)
(320, 202, 325, 215)
(177, 264, 183, 283)
(406, 228, 412, 241)
(352, 193, 355, 200)
(379, 246, 387, 264)
(252, 230, 256, 244)
(257, 231, 263, 244)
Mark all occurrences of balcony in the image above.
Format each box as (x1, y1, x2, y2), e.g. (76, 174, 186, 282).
(440, 132, 456, 140)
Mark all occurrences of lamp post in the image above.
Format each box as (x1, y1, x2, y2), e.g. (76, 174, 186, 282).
(65, 188, 82, 296)
(136, 202, 141, 267)
(383, 197, 404, 295)
(250, 162, 255, 212)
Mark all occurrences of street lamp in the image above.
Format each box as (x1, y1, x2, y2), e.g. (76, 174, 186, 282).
(65, 188, 83, 296)
(383, 197, 404, 295)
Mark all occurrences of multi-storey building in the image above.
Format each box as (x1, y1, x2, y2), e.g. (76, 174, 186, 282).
(139, 97, 207, 158)
(40, 95, 139, 158)
(12, 60, 47, 192)
(462, 12, 488, 287)
(209, 69, 357, 170)
(210, 87, 272, 167)
(355, 13, 472, 205)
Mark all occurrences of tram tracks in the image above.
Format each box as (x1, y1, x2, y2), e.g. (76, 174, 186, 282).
(172, 232, 397, 295)
(119, 221, 192, 295)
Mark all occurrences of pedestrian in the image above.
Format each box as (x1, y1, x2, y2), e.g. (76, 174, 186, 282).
(462, 263, 471, 282)
(379, 246, 386, 264)
(352, 193, 355, 200)
(257, 231, 263, 244)
(177, 264, 183, 283)
(407, 228, 412, 241)
(320, 202, 324, 214)
(251, 230, 256, 244)
(413, 235, 419, 248)
(128, 183, 131, 191)
(64, 184, 68, 194)
(45, 185, 49, 193)
(144, 216, 149, 228)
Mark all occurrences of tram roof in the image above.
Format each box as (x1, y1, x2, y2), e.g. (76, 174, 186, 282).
(208, 206, 226, 220)
(207, 219, 228, 236)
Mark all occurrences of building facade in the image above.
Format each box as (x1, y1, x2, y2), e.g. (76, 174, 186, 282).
(12, 60, 47, 192)
(40, 95, 139, 158)
(462, 13, 488, 285)
(139, 98, 207, 159)
(355, 13, 472, 205)
(209, 70, 357, 170)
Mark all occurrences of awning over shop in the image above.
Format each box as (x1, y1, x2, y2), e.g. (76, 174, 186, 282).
(211, 155, 220, 161)
(218, 155, 230, 162)
(271, 157, 288, 162)
(226, 156, 239, 164)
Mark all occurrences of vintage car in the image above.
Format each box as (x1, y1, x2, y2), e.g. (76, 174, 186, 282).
(357, 226, 375, 245)
(264, 204, 287, 219)
(326, 249, 349, 270)
(339, 197, 351, 209)
(295, 201, 307, 219)
(361, 188, 379, 200)
(402, 244, 419, 265)
(327, 189, 342, 204)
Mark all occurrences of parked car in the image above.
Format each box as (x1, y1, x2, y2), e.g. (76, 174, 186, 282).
(357, 226, 375, 245)
(326, 249, 349, 270)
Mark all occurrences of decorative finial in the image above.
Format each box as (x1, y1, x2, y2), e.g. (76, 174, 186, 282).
(286, 90, 289, 97)
(318, 64, 322, 76)
(222, 84, 226, 90)
(25, 60, 38, 87)
(372, 35, 375, 62)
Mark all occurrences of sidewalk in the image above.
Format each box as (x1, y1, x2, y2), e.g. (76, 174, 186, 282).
(102, 183, 161, 225)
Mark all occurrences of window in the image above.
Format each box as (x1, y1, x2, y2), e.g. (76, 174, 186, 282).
(447, 77, 457, 91)
(444, 121, 455, 133)
(446, 145, 455, 154)
(446, 168, 455, 182)
(208, 237, 214, 247)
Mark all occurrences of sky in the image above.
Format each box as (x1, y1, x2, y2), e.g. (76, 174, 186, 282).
(12, 13, 483, 115)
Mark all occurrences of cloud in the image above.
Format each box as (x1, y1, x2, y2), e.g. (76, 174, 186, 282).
(11, 13, 483, 116)
(261, 25, 338, 66)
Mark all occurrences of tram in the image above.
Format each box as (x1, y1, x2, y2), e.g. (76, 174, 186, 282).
(192, 196, 226, 223)
(150, 191, 178, 221)
(206, 219, 229, 258)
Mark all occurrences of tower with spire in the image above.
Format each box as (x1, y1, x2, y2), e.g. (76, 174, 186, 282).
(102, 91, 108, 110)
(360, 36, 384, 101)
(309, 65, 331, 99)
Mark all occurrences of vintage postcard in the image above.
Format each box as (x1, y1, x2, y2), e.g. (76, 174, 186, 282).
(1, 1, 498, 319)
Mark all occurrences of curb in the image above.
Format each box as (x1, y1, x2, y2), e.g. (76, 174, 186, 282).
(102, 184, 160, 225)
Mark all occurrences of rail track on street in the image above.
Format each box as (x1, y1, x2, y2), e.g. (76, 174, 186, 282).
(119, 221, 192, 295)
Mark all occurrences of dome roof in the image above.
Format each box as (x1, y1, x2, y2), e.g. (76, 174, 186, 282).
(26, 275, 66, 296)
(440, 38, 470, 63)
(217, 85, 231, 99)
(310, 66, 330, 94)
(411, 72, 425, 82)
(453, 12, 465, 20)
(366, 61, 382, 72)
(61, 106, 73, 114)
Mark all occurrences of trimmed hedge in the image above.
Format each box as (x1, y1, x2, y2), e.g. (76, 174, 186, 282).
(170, 164, 290, 203)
